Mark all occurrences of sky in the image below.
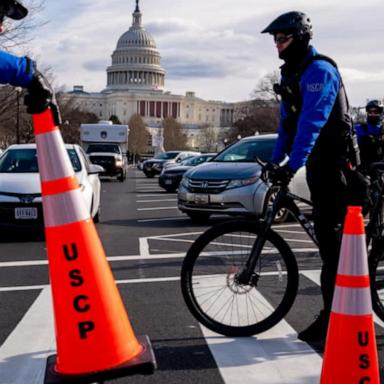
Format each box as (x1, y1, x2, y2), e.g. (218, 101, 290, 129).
(20, 0, 384, 107)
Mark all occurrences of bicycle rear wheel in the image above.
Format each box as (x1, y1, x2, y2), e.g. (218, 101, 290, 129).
(181, 220, 299, 336)
(369, 239, 384, 321)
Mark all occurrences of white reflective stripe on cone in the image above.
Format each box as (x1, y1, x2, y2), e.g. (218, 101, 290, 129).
(36, 130, 75, 182)
(338, 234, 368, 276)
(332, 286, 372, 315)
(43, 189, 91, 227)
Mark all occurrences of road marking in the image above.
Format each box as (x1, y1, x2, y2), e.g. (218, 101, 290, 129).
(138, 217, 187, 222)
(0, 288, 55, 384)
(139, 238, 150, 257)
(0, 248, 318, 269)
(137, 199, 177, 203)
(301, 270, 384, 329)
(136, 194, 176, 197)
(201, 322, 322, 384)
(137, 206, 178, 211)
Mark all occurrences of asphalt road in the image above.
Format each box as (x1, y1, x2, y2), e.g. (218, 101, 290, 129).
(0, 167, 383, 383)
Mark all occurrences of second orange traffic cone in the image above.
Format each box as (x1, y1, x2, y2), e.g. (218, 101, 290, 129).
(320, 206, 380, 383)
(32, 108, 156, 384)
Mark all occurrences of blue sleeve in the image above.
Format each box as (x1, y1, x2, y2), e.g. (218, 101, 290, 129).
(288, 61, 341, 172)
(354, 124, 365, 143)
(272, 103, 289, 164)
(0, 51, 34, 88)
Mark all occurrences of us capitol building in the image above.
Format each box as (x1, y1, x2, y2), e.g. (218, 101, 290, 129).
(66, 0, 234, 150)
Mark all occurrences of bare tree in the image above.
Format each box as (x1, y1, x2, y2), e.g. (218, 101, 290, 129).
(250, 71, 281, 103)
(56, 94, 99, 144)
(225, 71, 281, 144)
(163, 117, 188, 150)
(198, 125, 217, 152)
(128, 114, 150, 162)
(0, 0, 46, 50)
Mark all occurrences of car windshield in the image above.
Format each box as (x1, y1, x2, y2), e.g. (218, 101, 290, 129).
(214, 138, 276, 163)
(155, 152, 179, 160)
(86, 144, 120, 154)
(0, 148, 82, 173)
(182, 155, 213, 166)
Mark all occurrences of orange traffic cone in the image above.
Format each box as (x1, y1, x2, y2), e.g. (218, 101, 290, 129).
(32, 108, 156, 384)
(320, 206, 380, 383)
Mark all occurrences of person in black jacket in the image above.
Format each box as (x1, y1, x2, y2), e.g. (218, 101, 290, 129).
(262, 11, 367, 343)
(355, 100, 384, 174)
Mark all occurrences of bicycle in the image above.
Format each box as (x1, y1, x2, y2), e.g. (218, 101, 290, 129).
(180, 161, 384, 337)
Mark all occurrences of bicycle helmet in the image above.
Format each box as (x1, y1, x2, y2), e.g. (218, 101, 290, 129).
(365, 100, 384, 113)
(0, 0, 27, 20)
(261, 11, 313, 40)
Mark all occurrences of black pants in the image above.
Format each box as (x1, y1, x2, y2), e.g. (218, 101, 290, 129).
(306, 166, 347, 314)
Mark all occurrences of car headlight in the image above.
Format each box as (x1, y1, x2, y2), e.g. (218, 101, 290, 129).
(153, 163, 162, 170)
(115, 160, 123, 167)
(226, 176, 258, 190)
(181, 175, 190, 188)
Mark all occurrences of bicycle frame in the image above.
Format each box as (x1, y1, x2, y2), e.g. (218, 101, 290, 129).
(238, 182, 317, 284)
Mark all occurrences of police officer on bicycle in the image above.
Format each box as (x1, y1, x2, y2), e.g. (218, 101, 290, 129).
(355, 100, 384, 174)
(261, 11, 367, 343)
(0, 0, 57, 116)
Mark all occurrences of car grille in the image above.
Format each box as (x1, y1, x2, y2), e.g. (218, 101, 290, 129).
(187, 179, 229, 193)
(89, 156, 116, 172)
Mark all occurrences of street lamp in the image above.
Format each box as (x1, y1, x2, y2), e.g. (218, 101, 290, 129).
(223, 138, 228, 147)
(15, 87, 22, 144)
(237, 134, 242, 141)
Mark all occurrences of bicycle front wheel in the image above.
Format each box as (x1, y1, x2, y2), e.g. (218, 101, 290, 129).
(369, 239, 384, 321)
(181, 220, 299, 336)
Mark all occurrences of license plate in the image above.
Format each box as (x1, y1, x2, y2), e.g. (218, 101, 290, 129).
(15, 207, 38, 220)
(194, 194, 209, 205)
(165, 179, 173, 185)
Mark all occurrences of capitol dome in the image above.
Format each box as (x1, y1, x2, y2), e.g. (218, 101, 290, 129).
(106, 0, 165, 92)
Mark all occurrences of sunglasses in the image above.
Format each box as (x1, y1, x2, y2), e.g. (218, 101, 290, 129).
(274, 35, 293, 44)
(367, 110, 381, 115)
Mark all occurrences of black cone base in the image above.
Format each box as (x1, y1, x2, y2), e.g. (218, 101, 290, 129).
(44, 335, 156, 384)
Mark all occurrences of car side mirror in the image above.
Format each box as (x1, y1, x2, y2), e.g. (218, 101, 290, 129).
(89, 164, 105, 174)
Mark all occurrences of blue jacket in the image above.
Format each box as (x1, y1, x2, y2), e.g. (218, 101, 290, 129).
(355, 122, 383, 141)
(272, 47, 341, 172)
(0, 50, 33, 88)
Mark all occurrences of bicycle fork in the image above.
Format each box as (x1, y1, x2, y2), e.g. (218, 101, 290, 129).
(236, 190, 285, 286)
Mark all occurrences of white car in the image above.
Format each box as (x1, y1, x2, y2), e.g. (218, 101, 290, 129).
(0, 144, 103, 228)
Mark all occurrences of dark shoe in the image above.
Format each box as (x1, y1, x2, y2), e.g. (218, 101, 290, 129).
(298, 312, 329, 343)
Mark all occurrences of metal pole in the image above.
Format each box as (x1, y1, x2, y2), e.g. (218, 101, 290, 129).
(15, 87, 21, 144)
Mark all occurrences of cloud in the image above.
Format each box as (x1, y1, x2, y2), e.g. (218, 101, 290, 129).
(24, 0, 384, 105)
(83, 59, 109, 72)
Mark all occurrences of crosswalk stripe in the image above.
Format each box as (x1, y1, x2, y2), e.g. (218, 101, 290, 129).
(0, 288, 55, 384)
(201, 322, 322, 383)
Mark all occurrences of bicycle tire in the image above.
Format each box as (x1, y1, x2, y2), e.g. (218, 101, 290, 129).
(181, 219, 299, 336)
(369, 238, 384, 322)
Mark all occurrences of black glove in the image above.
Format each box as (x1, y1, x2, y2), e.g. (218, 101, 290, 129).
(269, 164, 294, 186)
(24, 70, 61, 125)
(24, 70, 52, 114)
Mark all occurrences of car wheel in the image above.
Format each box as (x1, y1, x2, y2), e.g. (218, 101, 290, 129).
(264, 187, 289, 223)
(118, 171, 125, 182)
(144, 171, 154, 178)
(187, 212, 211, 223)
(91, 199, 101, 223)
(164, 187, 177, 193)
(93, 207, 101, 223)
